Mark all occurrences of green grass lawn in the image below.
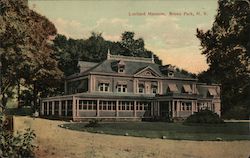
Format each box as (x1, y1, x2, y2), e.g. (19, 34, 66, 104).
(62, 122, 250, 141)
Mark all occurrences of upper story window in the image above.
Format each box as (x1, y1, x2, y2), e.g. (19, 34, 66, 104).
(117, 84, 127, 93)
(138, 83, 145, 93)
(152, 87, 157, 94)
(99, 83, 109, 92)
(151, 82, 158, 94)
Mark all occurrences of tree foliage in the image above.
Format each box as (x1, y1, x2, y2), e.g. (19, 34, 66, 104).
(54, 31, 163, 77)
(197, 0, 250, 117)
(0, 115, 36, 157)
(0, 0, 63, 108)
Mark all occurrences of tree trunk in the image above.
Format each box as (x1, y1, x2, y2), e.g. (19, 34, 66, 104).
(33, 82, 38, 111)
(17, 80, 21, 108)
(2, 93, 8, 108)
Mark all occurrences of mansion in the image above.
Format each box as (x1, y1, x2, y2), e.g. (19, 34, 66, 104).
(40, 51, 221, 121)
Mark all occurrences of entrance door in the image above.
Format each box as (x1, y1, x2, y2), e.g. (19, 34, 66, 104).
(159, 101, 170, 120)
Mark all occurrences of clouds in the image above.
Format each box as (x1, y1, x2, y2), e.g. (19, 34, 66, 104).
(53, 18, 91, 39)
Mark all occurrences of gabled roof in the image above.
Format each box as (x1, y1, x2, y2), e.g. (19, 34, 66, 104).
(134, 66, 162, 77)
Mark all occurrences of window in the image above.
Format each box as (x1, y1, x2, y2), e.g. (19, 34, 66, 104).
(152, 87, 157, 94)
(99, 83, 109, 92)
(181, 102, 185, 111)
(138, 83, 144, 93)
(168, 71, 174, 77)
(117, 85, 127, 93)
(118, 66, 125, 73)
(118, 61, 125, 73)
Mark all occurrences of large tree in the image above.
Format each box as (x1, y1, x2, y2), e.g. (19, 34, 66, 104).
(197, 0, 250, 118)
(0, 0, 63, 108)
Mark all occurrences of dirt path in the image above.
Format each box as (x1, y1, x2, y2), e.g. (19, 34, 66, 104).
(14, 116, 250, 158)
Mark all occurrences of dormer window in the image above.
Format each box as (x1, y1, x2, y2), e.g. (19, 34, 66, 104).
(118, 60, 125, 73)
(118, 65, 125, 73)
(168, 71, 174, 77)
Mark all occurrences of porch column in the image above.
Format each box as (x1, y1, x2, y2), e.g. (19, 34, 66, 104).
(191, 100, 195, 114)
(134, 101, 137, 117)
(77, 99, 80, 117)
(97, 99, 100, 117)
(47, 102, 49, 115)
(116, 100, 119, 117)
(150, 102, 154, 116)
(41, 102, 44, 115)
(51, 101, 54, 115)
(172, 100, 175, 117)
(176, 100, 180, 117)
(59, 100, 62, 116)
(65, 100, 68, 116)
(157, 102, 160, 116)
(72, 96, 76, 118)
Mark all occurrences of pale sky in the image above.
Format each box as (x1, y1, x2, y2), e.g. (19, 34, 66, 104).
(28, 0, 218, 73)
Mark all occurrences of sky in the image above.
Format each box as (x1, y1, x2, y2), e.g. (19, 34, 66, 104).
(28, 0, 218, 74)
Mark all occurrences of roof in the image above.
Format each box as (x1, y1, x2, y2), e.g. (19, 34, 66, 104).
(86, 59, 193, 78)
(67, 57, 196, 80)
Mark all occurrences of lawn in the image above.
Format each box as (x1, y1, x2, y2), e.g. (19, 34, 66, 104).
(62, 121, 250, 141)
(14, 116, 250, 158)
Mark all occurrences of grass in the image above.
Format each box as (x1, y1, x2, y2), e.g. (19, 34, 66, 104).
(62, 122, 250, 141)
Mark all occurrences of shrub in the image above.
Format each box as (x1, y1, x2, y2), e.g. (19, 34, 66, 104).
(0, 115, 36, 157)
(184, 109, 224, 124)
(85, 119, 101, 128)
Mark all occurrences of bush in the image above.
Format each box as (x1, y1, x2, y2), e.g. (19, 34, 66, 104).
(85, 119, 101, 128)
(0, 115, 36, 157)
(184, 109, 224, 124)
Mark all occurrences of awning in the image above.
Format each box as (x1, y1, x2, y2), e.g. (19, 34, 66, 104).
(168, 83, 178, 92)
(208, 88, 217, 96)
(117, 81, 127, 85)
(183, 84, 192, 93)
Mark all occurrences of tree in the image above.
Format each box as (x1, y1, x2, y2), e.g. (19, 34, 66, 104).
(0, 0, 63, 108)
(119, 31, 162, 65)
(196, 0, 250, 117)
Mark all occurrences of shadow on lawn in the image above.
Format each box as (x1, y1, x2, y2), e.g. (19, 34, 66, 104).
(59, 121, 250, 141)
